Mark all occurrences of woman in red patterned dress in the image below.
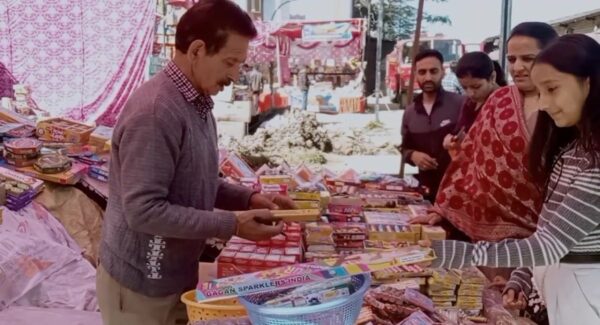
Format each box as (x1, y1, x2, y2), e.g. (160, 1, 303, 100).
(412, 22, 558, 243)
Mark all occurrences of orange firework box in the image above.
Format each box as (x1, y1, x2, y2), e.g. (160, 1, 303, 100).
(36, 118, 96, 144)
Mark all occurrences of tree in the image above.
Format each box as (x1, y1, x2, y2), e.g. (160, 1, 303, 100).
(354, 0, 451, 41)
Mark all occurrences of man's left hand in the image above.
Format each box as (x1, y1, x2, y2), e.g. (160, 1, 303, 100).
(250, 193, 297, 210)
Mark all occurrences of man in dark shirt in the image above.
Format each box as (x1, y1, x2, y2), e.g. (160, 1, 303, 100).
(401, 49, 465, 201)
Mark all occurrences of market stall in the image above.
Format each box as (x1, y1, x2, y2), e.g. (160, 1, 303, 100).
(269, 19, 367, 113)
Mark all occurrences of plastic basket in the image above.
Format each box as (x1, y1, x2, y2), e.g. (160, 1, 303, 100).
(239, 274, 371, 325)
(181, 290, 247, 321)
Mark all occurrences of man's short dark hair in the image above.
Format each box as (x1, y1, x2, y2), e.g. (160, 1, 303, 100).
(175, 0, 258, 55)
(414, 49, 444, 66)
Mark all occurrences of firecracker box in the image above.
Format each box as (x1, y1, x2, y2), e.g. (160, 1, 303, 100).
(293, 200, 322, 210)
(272, 209, 321, 222)
(89, 125, 114, 152)
(421, 226, 447, 241)
(219, 154, 255, 179)
(328, 197, 363, 214)
(0, 166, 44, 194)
(18, 162, 88, 185)
(288, 191, 321, 201)
(36, 118, 95, 144)
(259, 175, 292, 186)
(368, 224, 421, 243)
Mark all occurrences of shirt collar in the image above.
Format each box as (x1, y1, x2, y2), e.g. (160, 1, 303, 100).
(164, 61, 214, 109)
(414, 88, 447, 114)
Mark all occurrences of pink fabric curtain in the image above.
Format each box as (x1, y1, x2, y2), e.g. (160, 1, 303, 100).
(0, 0, 156, 126)
(0, 60, 16, 98)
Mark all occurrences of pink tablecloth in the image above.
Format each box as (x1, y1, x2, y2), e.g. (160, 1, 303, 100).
(0, 307, 102, 325)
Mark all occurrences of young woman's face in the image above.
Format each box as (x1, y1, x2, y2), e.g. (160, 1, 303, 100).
(532, 63, 590, 127)
(458, 75, 496, 104)
(507, 36, 541, 93)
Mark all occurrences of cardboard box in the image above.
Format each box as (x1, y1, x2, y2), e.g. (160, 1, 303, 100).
(216, 250, 236, 264)
(18, 163, 88, 185)
(368, 224, 420, 243)
(0, 108, 35, 125)
(264, 254, 282, 267)
(294, 200, 321, 210)
(233, 252, 252, 266)
(272, 209, 321, 222)
(421, 226, 447, 241)
(259, 175, 292, 186)
(219, 154, 255, 179)
(0, 166, 44, 194)
(288, 191, 321, 201)
(328, 198, 363, 214)
(36, 118, 95, 143)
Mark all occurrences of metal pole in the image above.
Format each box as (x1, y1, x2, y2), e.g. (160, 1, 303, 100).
(407, 0, 425, 103)
(374, 0, 383, 122)
(498, 0, 512, 76)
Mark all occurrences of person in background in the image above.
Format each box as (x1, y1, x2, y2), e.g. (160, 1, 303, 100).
(443, 52, 505, 158)
(248, 65, 263, 116)
(97, 2, 295, 325)
(400, 49, 465, 201)
(492, 60, 508, 87)
(412, 22, 559, 243)
(426, 33, 600, 325)
(238, 63, 250, 86)
(442, 60, 464, 94)
(298, 65, 310, 110)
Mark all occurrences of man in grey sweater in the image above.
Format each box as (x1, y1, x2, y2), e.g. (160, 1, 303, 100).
(96, 1, 294, 324)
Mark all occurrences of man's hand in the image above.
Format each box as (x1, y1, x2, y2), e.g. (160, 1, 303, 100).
(410, 212, 443, 225)
(250, 193, 297, 210)
(503, 289, 527, 310)
(235, 209, 283, 241)
(410, 151, 438, 171)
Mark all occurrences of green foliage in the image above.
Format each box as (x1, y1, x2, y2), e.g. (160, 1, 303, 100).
(354, 0, 451, 41)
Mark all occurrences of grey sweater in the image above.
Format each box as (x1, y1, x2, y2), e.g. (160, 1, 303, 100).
(100, 70, 255, 297)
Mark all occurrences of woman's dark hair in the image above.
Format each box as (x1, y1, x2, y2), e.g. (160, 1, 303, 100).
(455, 52, 507, 86)
(529, 34, 600, 189)
(492, 61, 508, 87)
(175, 0, 257, 55)
(508, 22, 558, 49)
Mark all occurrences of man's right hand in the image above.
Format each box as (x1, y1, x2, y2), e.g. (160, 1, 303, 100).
(410, 212, 443, 225)
(235, 209, 283, 241)
(411, 151, 438, 171)
(503, 288, 527, 311)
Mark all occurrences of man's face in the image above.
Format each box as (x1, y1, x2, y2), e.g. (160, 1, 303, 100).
(190, 32, 251, 96)
(415, 57, 444, 94)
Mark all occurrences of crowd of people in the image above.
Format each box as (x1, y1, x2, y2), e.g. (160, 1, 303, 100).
(402, 22, 600, 324)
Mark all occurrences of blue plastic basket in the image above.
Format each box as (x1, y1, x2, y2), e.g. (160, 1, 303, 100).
(239, 274, 371, 325)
